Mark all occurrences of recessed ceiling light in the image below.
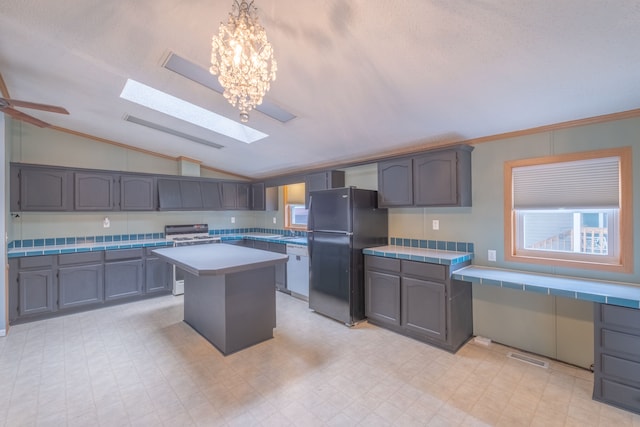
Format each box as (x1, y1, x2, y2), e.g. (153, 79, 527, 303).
(119, 78, 268, 144)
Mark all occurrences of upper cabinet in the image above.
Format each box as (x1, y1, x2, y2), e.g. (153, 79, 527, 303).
(377, 146, 473, 208)
(13, 166, 72, 212)
(201, 182, 222, 210)
(75, 172, 117, 211)
(305, 170, 345, 207)
(157, 178, 204, 211)
(377, 158, 413, 206)
(221, 182, 251, 210)
(120, 175, 156, 211)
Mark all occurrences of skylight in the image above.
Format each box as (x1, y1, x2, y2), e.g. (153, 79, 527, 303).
(119, 79, 268, 144)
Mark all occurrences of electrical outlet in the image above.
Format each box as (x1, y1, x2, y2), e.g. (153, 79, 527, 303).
(488, 249, 497, 262)
(273, 217, 277, 224)
(231, 217, 236, 224)
(432, 220, 439, 230)
(103, 217, 110, 228)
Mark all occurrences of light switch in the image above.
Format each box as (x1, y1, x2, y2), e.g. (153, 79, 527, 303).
(432, 220, 439, 230)
(488, 250, 497, 262)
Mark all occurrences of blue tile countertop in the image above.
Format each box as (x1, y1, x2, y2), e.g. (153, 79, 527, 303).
(8, 230, 308, 259)
(452, 265, 640, 309)
(363, 245, 473, 266)
(8, 239, 174, 258)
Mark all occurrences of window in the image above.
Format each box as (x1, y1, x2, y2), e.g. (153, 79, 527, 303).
(288, 204, 308, 227)
(284, 183, 307, 230)
(504, 147, 633, 272)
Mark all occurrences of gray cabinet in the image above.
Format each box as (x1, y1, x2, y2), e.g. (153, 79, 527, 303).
(157, 178, 203, 210)
(15, 166, 72, 211)
(104, 249, 144, 301)
(251, 183, 266, 210)
(364, 255, 472, 352)
(58, 251, 104, 310)
(377, 158, 413, 206)
(377, 146, 473, 208)
(121, 175, 156, 210)
(402, 277, 446, 341)
(221, 182, 251, 210)
(202, 181, 222, 210)
(58, 264, 104, 310)
(17, 269, 55, 318)
(145, 256, 171, 294)
(75, 172, 117, 211)
(365, 269, 401, 325)
(305, 170, 345, 207)
(593, 303, 640, 415)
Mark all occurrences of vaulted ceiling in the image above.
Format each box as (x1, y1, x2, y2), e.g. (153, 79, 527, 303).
(1, 1, 639, 178)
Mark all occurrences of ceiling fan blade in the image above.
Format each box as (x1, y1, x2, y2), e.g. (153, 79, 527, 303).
(1, 106, 51, 127)
(5, 99, 69, 114)
(0, 72, 9, 98)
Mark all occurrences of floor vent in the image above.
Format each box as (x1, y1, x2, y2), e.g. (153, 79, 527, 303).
(507, 352, 549, 369)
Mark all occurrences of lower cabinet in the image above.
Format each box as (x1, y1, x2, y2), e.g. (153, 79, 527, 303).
(145, 254, 171, 294)
(365, 255, 472, 352)
(8, 248, 171, 324)
(105, 249, 144, 300)
(17, 269, 56, 318)
(593, 303, 640, 415)
(58, 263, 104, 309)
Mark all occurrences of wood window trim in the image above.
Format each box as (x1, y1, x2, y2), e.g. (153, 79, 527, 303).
(503, 146, 633, 273)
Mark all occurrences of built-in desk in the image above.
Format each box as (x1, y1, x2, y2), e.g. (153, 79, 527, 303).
(153, 244, 288, 355)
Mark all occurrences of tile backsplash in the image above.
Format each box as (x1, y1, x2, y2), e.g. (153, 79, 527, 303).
(389, 237, 474, 253)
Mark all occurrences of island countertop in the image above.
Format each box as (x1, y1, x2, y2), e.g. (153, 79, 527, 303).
(153, 243, 288, 277)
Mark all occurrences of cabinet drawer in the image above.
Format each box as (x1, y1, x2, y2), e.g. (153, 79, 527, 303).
(402, 260, 446, 281)
(600, 304, 640, 333)
(19, 255, 54, 269)
(601, 329, 640, 358)
(59, 251, 103, 265)
(601, 354, 640, 384)
(599, 378, 640, 411)
(366, 256, 400, 273)
(105, 248, 143, 261)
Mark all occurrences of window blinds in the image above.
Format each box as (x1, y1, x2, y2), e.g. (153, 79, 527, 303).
(512, 156, 620, 209)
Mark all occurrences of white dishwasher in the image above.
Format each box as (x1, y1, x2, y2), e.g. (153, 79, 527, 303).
(286, 244, 309, 301)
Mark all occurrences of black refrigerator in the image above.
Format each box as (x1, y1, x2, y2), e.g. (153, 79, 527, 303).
(308, 187, 388, 325)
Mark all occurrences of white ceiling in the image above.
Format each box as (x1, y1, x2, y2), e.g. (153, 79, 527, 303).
(1, 1, 639, 178)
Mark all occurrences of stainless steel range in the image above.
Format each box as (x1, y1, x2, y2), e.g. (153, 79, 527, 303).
(165, 224, 220, 295)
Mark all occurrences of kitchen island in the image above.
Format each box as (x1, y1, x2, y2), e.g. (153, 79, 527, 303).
(153, 244, 288, 355)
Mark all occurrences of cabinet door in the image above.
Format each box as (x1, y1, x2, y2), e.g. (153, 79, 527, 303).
(202, 182, 222, 210)
(75, 172, 116, 210)
(180, 180, 203, 209)
(413, 150, 458, 206)
(236, 183, 251, 210)
(265, 186, 279, 211)
(19, 167, 71, 211)
(105, 260, 143, 300)
(365, 270, 401, 325)
(58, 264, 104, 309)
(145, 257, 170, 293)
(251, 183, 266, 211)
(221, 182, 238, 209)
(17, 269, 55, 317)
(401, 277, 446, 341)
(378, 158, 413, 207)
(158, 179, 182, 210)
(121, 175, 155, 210)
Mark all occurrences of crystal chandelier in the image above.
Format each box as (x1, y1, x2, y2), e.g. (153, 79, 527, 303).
(210, 0, 277, 123)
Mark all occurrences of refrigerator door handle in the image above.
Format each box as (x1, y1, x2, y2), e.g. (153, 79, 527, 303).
(308, 231, 314, 260)
(307, 194, 314, 230)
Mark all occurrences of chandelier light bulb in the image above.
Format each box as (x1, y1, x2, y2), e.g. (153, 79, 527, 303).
(210, 0, 277, 123)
